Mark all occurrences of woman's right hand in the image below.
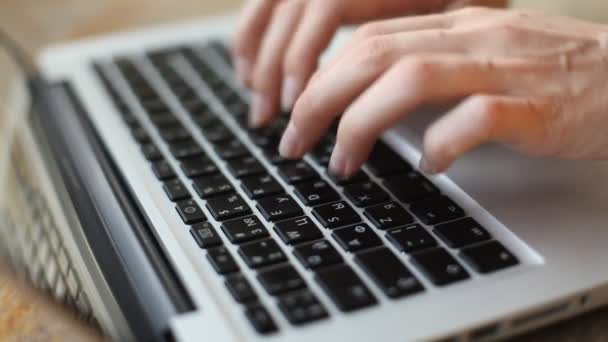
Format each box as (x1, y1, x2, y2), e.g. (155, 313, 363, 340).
(232, 0, 459, 128)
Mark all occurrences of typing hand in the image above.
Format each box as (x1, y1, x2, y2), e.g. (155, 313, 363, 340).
(232, 0, 458, 127)
(277, 7, 608, 175)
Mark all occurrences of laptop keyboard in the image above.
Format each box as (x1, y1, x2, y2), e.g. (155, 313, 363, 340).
(93, 41, 520, 335)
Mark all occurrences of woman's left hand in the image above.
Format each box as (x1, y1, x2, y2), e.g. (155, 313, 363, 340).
(278, 7, 608, 175)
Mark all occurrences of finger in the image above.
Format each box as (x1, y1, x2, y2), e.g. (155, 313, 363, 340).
(280, 29, 471, 160)
(329, 55, 534, 176)
(421, 95, 549, 173)
(232, 0, 280, 85)
(249, 0, 306, 127)
(280, 0, 344, 110)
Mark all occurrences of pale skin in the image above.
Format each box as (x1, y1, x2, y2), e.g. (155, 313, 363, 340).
(232, 0, 608, 176)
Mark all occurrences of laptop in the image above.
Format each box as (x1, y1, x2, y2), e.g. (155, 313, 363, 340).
(2, 12, 608, 342)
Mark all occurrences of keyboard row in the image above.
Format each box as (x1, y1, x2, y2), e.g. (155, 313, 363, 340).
(94, 42, 519, 335)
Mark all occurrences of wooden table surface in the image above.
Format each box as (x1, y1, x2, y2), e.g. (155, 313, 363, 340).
(1, 0, 608, 341)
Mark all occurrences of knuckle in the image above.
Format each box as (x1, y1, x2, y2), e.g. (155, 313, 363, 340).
(395, 56, 436, 87)
(353, 23, 383, 41)
(354, 36, 395, 68)
(468, 95, 504, 133)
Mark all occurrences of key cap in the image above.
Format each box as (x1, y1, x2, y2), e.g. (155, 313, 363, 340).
(434, 218, 492, 248)
(131, 125, 151, 143)
(159, 125, 191, 142)
(169, 140, 204, 159)
(315, 264, 377, 312)
(366, 141, 412, 177)
(203, 124, 235, 143)
(343, 181, 390, 207)
(356, 247, 424, 299)
(257, 265, 306, 295)
(244, 305, 278, 334)
(214, 140, 249, 160)
(461, 241, 518, 273)
(386, 224, 437, 253)
(141, 143, 162, 161)
(192, 112, 220, 129)
(256, 195, 303, 222)
(207, 246, 239, 274)
(312, 201, 361, 229)
(192, 174, 233, 199)
(163, 179, 191, 201)
(190, 222, 223, 248)
(206, 193, 251, 221)
(176, 199, 206, 224)
(278, 290, 328, 325)
(151, 160, 176, 180)
(328, 170, 369, 186)
(238, 238, 286, 269)
(332, 224, 382, 252)
(293, 240, 342, 270)
(225, 274, 257, 303)
(411, 248, 470, 286)
(364, 202, 414, 230)
(150, 113, 180, 127)
(221, 215, 269, 244)
(410, 196, 465, 225)
(274, 216, 323, 245)
(383, 172, 439, 203)
(263, 150, 292, 165)
(180, 157, 218, 178)
(278, 161, 319, 184)
(293, 180, 340, 206)
(241, 173, 283, 199)
(311, 139, 334, 167)
(227, 156, 265, 178)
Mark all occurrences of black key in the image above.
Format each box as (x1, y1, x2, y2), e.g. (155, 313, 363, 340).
(257, 195, 303, 222)
(163, 179, 191, 201)
(263, 149, 292, 165)
(343, 181, 390, 208)
(364, 202, 414, 230)
(366, 141, 412, 177)
(207, 246, 239, 274)
(238, 238, 286, 268)
(241, 174, 284, 199)
(151, 160, 176, 180)
(410, 195, 465, 225)
(311, 139, 334, 166)
(461, 241, 518, 274)
(203, 124, 235, 143)
(221, 215, 268, 244)
(159, 125, 191, 142)
(257, 265, 306, 295)
(312, 201, 361, 229)
(293, 180, 340, 206)
(328, 170, 369, 186)
(169, 140, 204, 159)
(192, 112, 220, 129)
(386, 224, 437, 253)
(131, 125, 151, 143)
(274, 216, 323, 245)
(383, 172, 439, 203)
(227, 156, 265, 178)
(293, 240, 342, 270)
(356, 247, 424, 298)
(278, 161, 318, 184)
(182, 98, 209, 113)
(244, 305, 278, 335)
(411, 248, 470, 286)
(214, 140, 249, 160)
(207, 193, 251, 221)
(141, 143, 162, 161)
(181, 157, 218, 178)
(332, 224, 382, 252)
(176, 199, 206, 224)
(150, 113, 179, 127)
(192, 174, 233, 198)
(225, 100, 249, 118)
(190, 222, 223, 248)
(434, 218, 492, 248)
(315, 264, 377, 312)
(278, 290, 328, 325)
(225, 274, 257, 303)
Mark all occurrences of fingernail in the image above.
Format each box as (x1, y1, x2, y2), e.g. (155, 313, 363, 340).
(419, 155, 438, 174)
(279, 123, 303, 158)
(235, 57, 251, 84)
(329, 144, 348, 175)
(281, 76, 301, 111)
(249, 93, 270, 128)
